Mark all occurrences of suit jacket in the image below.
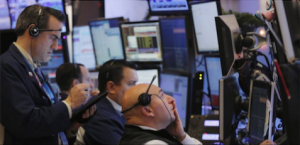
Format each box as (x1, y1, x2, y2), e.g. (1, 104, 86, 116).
(83, 97, 126, 144)
(0, 44, 70, 144)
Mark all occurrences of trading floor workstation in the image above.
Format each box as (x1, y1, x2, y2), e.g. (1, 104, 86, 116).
(0, 0, 299, 144)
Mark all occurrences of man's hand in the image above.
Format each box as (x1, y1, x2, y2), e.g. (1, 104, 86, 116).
(260, 139, 276, 145)
(166, 102, 186, 142)
(90, 90, 100, 97)
(65, 84, 90, 110)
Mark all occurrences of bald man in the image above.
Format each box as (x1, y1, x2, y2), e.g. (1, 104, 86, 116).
(119, 84, 202, 145)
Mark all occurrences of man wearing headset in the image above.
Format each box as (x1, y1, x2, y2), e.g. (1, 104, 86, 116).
(119, 84, 202, 145)
(56, 63, 99, 101)
(76, 59, 138, 144)
(0, 5, 95, 144)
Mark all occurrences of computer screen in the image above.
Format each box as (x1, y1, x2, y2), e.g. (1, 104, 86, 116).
(8, 0, 68, 33)
(8, 0, 36, 29)
(89, 18, 124, 66)
(215, 15, 242, 76)
(159, 17, 195, 73)
(148, 0, 189, 15)
(247, 80, 273, 144)
(40, 38, 65, 70)
(160, 73, 190, 128)
(73, 25, 96, 70)
(120, 21, 162, 62)
(190, 1, 221, 53)
(219, 74, 241, 142)
(204, 56, 223, 109)
(0, 0, 11, 30)
(136, 69, 159, 87)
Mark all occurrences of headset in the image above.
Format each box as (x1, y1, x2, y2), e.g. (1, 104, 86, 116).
(29, 7, 61, 37)
(121, 75, 157, 113)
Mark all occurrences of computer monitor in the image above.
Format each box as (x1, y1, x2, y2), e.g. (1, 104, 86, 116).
(40, 38, 66, 70)
(120, 21, 162, 62)
(89, 17, 125, 66)
(247, 80, 275, 144)
(8, 0, 36, 29)
(0, 0, 11, 30)
(73, 25, 96, 70)
(148, 0, 190, 16)
(37, 0, 69, 34)
(204, 55, 223, 110)
(219, 74, 242, 143)
(274, 1, 300, 62)
(136, 68, 160, 87)
(190, 1, 221, 54)
(215, 15, 243, 76)
(160, 72, 191, 129)
(159, 16, 196, 73)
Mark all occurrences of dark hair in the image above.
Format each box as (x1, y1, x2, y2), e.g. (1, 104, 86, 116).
(98, 59, 136, 93)
(15, 4, 66, 36)
(56, 63, 84, 91)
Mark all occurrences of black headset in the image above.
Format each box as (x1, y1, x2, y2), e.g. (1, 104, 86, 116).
(29, 7, 61, 37)
(121, 75, 156, 113)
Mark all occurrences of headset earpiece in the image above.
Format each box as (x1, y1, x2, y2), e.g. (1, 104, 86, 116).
(138, 93, 151, 106)
(29, 25, 40, 37)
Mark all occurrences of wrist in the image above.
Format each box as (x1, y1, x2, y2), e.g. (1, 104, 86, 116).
(176, 133, 186, 142)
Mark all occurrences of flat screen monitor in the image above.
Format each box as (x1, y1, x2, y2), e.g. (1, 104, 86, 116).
(247, 80, 274, 144)
(40, 38, 65, 70)
(73, 25, 96, 70)
(160, 73, 191, 129)
(0, 0, 11, 30)
(136, 68, 159, 87)
(89, 18, 125, 66)
(8, 0, 68, 33)
(148, 0, 190, 16)
(159, 16, 195, 73)
(204, 56, 223, 110)
(219, 74, 241, 143)
(120, 21, 162, 62)
(215, 15, 242, 76)
(190, 1, 221, 53)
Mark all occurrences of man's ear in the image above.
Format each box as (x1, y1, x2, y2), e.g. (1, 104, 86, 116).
(27, 24, 36, 39)
(106, 81, 115, 94)
(71, 79, 79, 87)
(141, 106, 154, 117)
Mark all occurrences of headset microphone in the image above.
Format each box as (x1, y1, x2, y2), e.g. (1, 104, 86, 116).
(121, 75, 156, 113)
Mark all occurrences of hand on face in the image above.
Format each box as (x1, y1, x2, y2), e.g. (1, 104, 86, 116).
(166, 101, 186, 142)
(65, 83, 91, 110)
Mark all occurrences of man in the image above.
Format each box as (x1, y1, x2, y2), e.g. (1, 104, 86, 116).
(119, 84, 202, 145)
(76, 59, 138, 144)
(56, 63, 99, 101)
(0, 5, 95, 144)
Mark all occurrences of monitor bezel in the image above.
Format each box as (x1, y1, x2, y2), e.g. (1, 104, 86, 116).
(159, 71, 193, 131)
(88, 17, 125, 68)
(159, 16, 196, 74)
(147, 0, 191, 16)
(119, 20, 163, 64)
(72, 25, 97, 71)
(189, 0, 222, 54)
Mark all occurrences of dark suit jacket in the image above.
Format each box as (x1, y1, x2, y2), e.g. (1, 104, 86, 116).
(83, 97, 126, 144)
(0, 44, 70, 144)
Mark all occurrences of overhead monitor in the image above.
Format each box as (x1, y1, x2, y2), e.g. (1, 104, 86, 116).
(136, 68, 160, 87)
(89, 17, 125, 66)
(204, 56, 223, 110)
(8, 0, 69, 33)
(190, 1, 221, 53)
(148, 0, 190, 16)
(0, 0, 11, 30)
(215, 15, 242, 76)
(160, 72, 191, 129)
(219, 74, 242, 143)
(120, 21, 162, 62)
(159, 16, 196, 73)
(40, 38, 65, 70)
(73, 25, 96, 70)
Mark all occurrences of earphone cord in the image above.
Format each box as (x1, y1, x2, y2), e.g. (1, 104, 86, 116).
(152, 94, 174, 137)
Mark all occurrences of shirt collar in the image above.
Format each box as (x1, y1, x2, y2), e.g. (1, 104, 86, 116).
(106, 96, 122, 116)
(14, 42, 37, 70)
(135, 125, 158, 131)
